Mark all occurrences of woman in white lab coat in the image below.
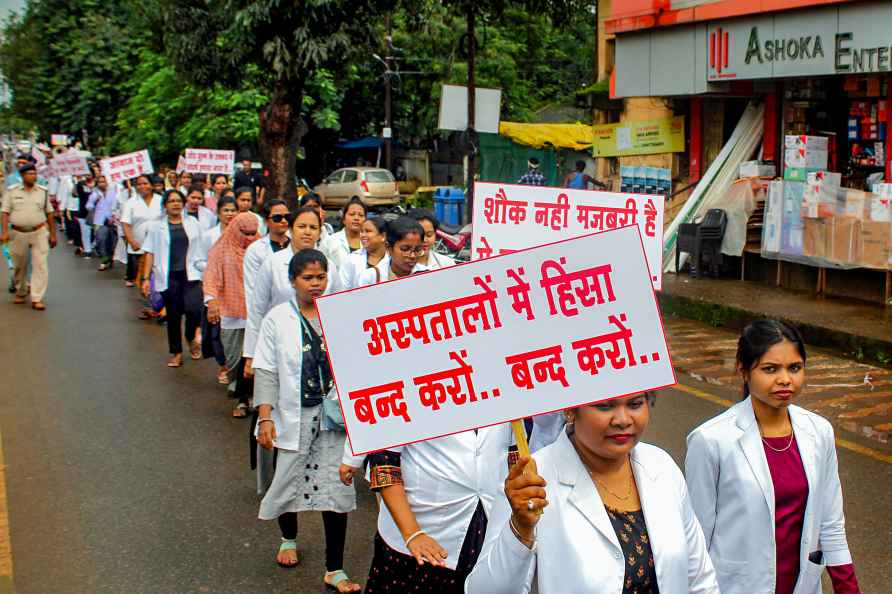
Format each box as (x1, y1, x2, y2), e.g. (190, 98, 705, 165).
(140, 190, 204, 368)
(355, 217, 428, 287)
(243, 206, 342, 373)
(685, 320, 861, 594)
(407, 208, 456, 270)
(253, 249, 359, 592)
(321, 197, 366, 270)
(337, 217, 387, 290)
(466, 393, 719, 594)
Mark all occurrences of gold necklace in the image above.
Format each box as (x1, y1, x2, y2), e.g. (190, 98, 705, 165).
(762, 432, 795, 453)
(572, 437, 633, 501)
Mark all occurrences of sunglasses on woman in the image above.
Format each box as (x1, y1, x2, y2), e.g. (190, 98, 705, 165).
(269, 213, 290, 223)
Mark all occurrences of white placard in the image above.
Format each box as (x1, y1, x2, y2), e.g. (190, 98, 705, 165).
(438, 84, 502, 134)
(472, 182, 665, 290)
(50, 153, 90, 177)
(317, 226, 676, 455)
(100, 150, 154, 184)
(183, 148, 235, 175)
(615, 127, 633, 151)
(50, 134, 68, 146)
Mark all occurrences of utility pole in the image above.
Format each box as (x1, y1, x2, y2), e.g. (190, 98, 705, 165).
(465, 3, 476, 222)
(384, 14, 394, 172)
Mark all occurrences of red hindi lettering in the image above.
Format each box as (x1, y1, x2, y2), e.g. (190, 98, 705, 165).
(644, 199, 657, 237)
(506, 267, 535, 321)
(414, 350, 477, 410)
(533, 193, 570, 230)
(504, 345, 569, 390)
(571, 313, 637, 376)
(540, 258, 616, 317)
(475, 236, 494, 260)
(348, 380, 410, 425)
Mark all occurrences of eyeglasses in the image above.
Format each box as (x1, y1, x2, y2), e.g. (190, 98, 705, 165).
(397, 246, 425, 256)
(269, 213, 290, 223)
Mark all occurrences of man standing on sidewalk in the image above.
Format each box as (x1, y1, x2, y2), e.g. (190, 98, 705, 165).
(0, 163, 57, 310)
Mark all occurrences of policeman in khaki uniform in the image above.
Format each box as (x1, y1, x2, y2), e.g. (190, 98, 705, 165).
(0, 163, 57, 310)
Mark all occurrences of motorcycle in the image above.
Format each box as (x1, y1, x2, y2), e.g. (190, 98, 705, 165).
(434, 221, 472, 263)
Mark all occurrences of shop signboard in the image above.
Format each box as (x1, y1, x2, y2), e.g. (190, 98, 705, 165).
(592, 116, 685, 158)
(706, 3, 892, 81)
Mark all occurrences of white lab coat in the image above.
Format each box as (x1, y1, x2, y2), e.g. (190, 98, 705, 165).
(194, 224, 222, 274)
(243, 236, 288, 318)
(685, 398, 853, 594)
(466, 431, 719, 594)
(356, 254, 428, 287)
(243, 247, 342, 358)
(187, 206, 217, 230)
(320, 228, 352, 271)
(252, 299, 304, 451)
(120, 193, 163, 255)
(423, 249, 456, 270)
(338, 249, 369, 290)
(141, 216, 204, 292)
(377, 426, 514, 571)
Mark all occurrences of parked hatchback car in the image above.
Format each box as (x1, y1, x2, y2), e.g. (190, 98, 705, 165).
(314, 167, 400, 208)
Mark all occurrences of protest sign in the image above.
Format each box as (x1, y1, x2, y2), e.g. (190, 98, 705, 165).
(50, 134, 68, 146)
(50, 153, 90, 177)
(176, 156, 186, 174)
(317, 225, 675, 455)
(472, 182, 665, 290)
(100, 150, 154, 184)
(183, 148, 234, 175)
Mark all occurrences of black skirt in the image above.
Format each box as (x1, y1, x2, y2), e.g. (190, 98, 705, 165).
(363, 501, 487, 594)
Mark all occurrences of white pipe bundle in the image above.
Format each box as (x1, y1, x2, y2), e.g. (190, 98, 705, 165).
(663, 101, 765, 273)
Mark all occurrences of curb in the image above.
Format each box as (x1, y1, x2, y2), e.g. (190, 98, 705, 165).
(657, 291, 892, 369)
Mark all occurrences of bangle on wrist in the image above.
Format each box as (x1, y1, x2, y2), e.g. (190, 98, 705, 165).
(404, 530, 425, 547)
(258, 418, 274, 425)
(509, 516, 535, 549)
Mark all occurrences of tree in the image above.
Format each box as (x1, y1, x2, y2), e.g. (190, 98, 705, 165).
(156, 0, 395, 205)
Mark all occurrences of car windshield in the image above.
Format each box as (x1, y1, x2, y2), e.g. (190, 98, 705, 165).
(364, 170, 394, 183)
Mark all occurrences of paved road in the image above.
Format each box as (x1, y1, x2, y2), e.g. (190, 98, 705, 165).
(0, 248, 889, 593)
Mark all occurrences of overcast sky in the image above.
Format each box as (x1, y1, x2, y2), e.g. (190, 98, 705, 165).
(0, 0, 24, 21)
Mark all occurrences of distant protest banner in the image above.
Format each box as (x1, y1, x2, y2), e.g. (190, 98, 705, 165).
(100, 150, 154, 184)
(50, 134, 68, 146)
(50, 153, 90, 177)
(317, 226, 676, 455)
(176, 156, 186, 174)
(472, 182, 665, 290)
(183, 148, 234, 175)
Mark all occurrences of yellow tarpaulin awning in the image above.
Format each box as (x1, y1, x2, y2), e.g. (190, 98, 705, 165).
(498, 122, 594, 151)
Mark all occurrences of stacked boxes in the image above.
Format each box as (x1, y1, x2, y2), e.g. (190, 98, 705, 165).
(783, 135, 828, 182)
(619, 166, 671, 196)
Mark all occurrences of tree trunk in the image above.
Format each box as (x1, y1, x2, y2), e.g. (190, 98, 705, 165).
(258, 81, 305, 210)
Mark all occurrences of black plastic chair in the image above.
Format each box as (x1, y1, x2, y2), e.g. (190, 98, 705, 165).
(676, 209, 727, 278)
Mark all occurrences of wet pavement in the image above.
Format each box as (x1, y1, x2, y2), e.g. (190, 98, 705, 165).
(662, 274, 892, 361)
(0, 247, 889, 593)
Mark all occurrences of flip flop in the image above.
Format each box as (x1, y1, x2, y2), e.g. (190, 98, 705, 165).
(324, 570, 361, 592)
(276, 539, 299, 568)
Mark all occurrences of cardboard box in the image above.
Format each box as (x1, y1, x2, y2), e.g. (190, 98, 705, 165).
(784, 148, 828, 171)
(868, 195, 891, 222)
(803, 218, 831, 259)
(829, 217, 861, 264)
(785, 135, 830, 151)
(859, 220, 892, 269)
(781, 182, 805, 256)
(785, 167, 821, 182)
(740, 161, 777, 179)
(806, 171, 842, 186)
(844, 190, 868, 219)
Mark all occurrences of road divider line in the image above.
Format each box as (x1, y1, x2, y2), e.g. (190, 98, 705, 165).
(674, 383, 892, 466)
(0, 429, 13, 594)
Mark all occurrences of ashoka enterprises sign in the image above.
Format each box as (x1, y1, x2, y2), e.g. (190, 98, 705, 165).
(707, 3, 892, 82)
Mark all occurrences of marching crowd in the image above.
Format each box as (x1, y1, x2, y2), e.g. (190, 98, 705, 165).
(1, 149, 864, 594)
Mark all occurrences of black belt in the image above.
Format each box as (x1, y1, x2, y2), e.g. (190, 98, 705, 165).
(12, 223, 46, 233)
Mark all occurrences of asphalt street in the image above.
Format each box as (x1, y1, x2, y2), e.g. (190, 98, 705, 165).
(0, 247, 889, 593)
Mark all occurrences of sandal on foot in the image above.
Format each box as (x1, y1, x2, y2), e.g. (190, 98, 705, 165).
(232, 402, 249, 418)
(167, 354, 183, 368)
(276, 539, 299, 568)
(189, 340, 201, 360)
(217, 367, 230, 385)
(325, 570, 361, 592)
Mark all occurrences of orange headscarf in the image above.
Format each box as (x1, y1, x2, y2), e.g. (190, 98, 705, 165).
(204, 213, 260, 319)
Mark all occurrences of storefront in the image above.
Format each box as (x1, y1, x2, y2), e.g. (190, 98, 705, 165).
(608, 0, 892, 304)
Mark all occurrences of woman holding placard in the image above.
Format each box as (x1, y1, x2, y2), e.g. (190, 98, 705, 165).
(253, 249, 360, 592)
(685, 320, 861, 594)
(465, 393, 719, 594)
